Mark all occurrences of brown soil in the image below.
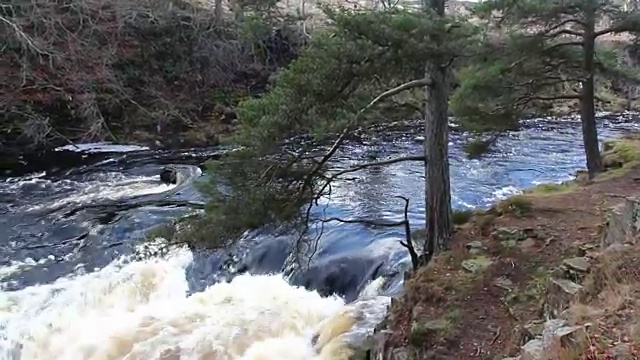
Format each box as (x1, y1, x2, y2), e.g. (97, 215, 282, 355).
(387, 160, 640, 359)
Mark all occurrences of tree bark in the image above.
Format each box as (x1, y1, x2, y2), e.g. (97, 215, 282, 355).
(421, 0, 453, 265)
(580, 4, 603, 179)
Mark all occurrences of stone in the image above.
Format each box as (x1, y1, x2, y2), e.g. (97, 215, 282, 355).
(466, 240, 486, 255)
(606, 343, 632, 360)
(550, 278, 583, 295)
(520, 339, 544, 360)
(466, 240, 484, 249)
(389, 347, 414, 360)
(518, 238, 537, 251)
(461, 256, 493, 273)
(493, 276, 514, 291)
(578, 243, 598, 257)
(160, 166, 178, 184)
(493, 227, 530, 241)
(524, 319, 545, 338)
(602, 197, 640, 247)
(562, 257, 591, 272)
(544, 278, 583, 319)
(542, 319, 583, 353)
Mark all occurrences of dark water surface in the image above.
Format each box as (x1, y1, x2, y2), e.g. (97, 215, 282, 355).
(1, 113, 639, 296)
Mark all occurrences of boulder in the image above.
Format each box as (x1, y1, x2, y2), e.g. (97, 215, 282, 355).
(160, 166, 178, 184)
(520, 320, 584, 360)
(544, 278, 583, 319)
(289, 255, 386, 302)
(601, 197, 640, 247)
(562, 257, 591, 273)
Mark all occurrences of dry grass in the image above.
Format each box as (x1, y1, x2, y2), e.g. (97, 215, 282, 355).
(560, 244, 640, 358)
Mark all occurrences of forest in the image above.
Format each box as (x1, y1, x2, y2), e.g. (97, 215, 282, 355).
(2, 0, 640, 267)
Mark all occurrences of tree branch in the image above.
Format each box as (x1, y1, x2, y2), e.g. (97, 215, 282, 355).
(298, 78, 433, 198)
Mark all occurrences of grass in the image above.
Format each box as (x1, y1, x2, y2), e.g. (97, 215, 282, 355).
(452, 209, 474, 225)
(524, 181, 578, 195)
(495, 195, 533, 216)
(560, 243, 640, 358)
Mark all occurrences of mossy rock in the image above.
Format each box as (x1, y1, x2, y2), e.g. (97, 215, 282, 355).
(461, 255, 493, 273)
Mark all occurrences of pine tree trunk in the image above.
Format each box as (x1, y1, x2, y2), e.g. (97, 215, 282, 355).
(421, 0, 453, 265)
(580, 6, 603, 179)
(214, 0, 224, 23)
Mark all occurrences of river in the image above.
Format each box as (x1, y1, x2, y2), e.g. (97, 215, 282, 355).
(0, 113, 638, 359)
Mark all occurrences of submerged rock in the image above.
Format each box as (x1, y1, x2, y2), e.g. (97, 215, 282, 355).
(160, 166, 178, 184)
(289, 255, 386, 302)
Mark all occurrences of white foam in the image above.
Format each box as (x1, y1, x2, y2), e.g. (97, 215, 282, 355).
(25, 176, 176, 212)
(54, 143, 149, 153)
(0, 246, 389, 360)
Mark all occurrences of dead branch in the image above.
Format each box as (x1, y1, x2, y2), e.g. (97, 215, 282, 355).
(319, 196, 420, 270)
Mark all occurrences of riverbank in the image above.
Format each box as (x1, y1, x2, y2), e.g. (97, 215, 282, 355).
(379, 134, 640, 359)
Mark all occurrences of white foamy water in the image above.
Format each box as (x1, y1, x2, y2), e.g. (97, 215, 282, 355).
(54, 143, 150, 153)
(21, 175, 176, 212)
(0, 246, 390, 360)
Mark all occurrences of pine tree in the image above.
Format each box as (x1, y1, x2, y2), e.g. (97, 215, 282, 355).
(454, 0, 640, 178)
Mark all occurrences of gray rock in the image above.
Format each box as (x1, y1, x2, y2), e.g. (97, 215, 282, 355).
(524, 319, 545, 338)
(563, 257, 591, 272)
(607, 343, 632, 360)
(578, 243, 598, 256)
(466, 241, 485, 255)
(544, 278, 583, 318)
(389, 347, 414, 360)
(493, 276, 514, 291)
(466, 240, 484, 249)
(542, 319, 583, 353)
(518, 238, 537, 251)
(461, 256, 493, 273)
(521, 339, 544, 360)
(602, 197, 640, 247)
(551, 278, 583, 295)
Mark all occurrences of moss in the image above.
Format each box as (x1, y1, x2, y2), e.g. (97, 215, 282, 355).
(461, 255, 493, 273)
(497, 196, 533, 216)
(594, 137, 640, 180)
(524, 181, 577, 195)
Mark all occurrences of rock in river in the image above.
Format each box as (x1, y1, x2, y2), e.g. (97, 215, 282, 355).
(289, 255, 387, 302)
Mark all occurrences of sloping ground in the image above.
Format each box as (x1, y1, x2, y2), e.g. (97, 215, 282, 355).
(381, 135, 640, 359)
